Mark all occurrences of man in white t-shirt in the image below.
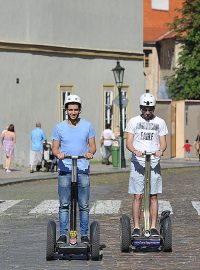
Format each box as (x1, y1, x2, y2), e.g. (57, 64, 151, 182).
(125, 93, 168, 237)
(100, 123, 115, 165)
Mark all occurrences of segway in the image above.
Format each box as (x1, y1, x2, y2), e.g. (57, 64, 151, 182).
(46, 155, 102, 261)
(120, 152, 172, 252)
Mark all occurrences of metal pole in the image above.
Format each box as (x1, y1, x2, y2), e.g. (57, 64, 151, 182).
(118, 86, 126, 168)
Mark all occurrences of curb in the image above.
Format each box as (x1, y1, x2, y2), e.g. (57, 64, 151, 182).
(0, 164, 199, 187)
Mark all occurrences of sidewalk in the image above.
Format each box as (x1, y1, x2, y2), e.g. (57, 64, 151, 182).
(0, 158, 199, 186)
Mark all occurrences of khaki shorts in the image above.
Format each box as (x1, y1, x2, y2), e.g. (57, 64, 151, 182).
(128, 160, 162, 195)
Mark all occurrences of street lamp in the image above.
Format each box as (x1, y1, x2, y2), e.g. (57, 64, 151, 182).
(112, 61, 126, 168)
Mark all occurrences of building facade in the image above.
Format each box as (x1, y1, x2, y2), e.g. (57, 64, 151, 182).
(0, 0, 144, 166)
(143, 0, 184, 98)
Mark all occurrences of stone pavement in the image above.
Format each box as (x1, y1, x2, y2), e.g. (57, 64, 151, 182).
(0, 158, 199, 186)
(0, 165, 200, 269)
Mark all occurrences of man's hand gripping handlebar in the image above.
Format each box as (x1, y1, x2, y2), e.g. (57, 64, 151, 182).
(133, 150, 163, 158)
(56, 153, 94, 160)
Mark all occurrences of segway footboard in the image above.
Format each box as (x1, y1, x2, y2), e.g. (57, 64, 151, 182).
(132, 235, 161, 250)
(56, 243, 90, 257)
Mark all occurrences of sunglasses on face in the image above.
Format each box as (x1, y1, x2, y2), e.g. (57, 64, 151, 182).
(141, 107, 154, 112)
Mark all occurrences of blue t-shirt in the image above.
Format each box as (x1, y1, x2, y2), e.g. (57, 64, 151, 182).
(31, 128, 46, 151)
(52, 119, 95, 173)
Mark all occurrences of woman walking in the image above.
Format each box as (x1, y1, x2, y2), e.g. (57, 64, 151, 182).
(1, 124, 16, 172)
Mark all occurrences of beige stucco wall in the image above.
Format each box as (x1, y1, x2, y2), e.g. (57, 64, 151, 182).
(144, 39, 183, 100)
(156, 100, 172, 159)
(174, 41, 182, 67)
(175, 100, 200, 158)
(185, 101, 200, 157)
(156, 100, 200, 159)
(144, 46, 159, 97)
(175, 101, 185, 158)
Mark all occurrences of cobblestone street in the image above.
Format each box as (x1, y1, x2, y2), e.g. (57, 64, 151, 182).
(0, 167, 200, 269)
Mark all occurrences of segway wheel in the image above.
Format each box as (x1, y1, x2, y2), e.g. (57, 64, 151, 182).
(36, 165, 42, 172)
(120, 214, 131, 252)
(46, 220, 56, 261)
(46, 164, 50, 172)
(160, 215, 172, 252)
(90, 221, 100, 261)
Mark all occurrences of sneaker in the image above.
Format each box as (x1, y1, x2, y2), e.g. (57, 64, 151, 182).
(6, 169, 11, 173)
(132, 228, 141, 237)
(30, 169, 34, 173)
(150, 228, 159, 237)
(81, 235, 89, 244)
(57, 235, 67, 244)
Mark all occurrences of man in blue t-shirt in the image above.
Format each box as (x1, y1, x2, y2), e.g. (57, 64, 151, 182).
(52, 94, 96, 244)
(30, 122, 46, 173)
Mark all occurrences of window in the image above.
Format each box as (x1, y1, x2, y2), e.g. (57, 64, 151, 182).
(144, 50, 152, 68)
(103, 85, 130, 133)
(59, 85, 73, 121)
(151, 0, 169, 11)
(145, 55, 149, 68)
(103, 87, 114, 129)
(144, 51, 150, 68)
(121, 89, 128, 131)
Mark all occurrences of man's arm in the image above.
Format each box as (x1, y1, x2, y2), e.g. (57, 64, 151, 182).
(42, 130, 46, 141)
(85, 137, 96, 159)
(126, 132, 143, 157)
(52, 139, 65, 159)
(13, 133, 16, 143)
(126, 132, 134, 153)
(156, 135, 167, 156)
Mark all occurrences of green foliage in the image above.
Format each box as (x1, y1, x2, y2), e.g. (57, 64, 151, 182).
(167, 0, 200, 100)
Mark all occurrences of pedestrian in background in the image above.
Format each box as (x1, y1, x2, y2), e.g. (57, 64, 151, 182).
(100, 123, 115, 165)
(30, 122, 46, 173)
(113, 125, 120, 147)
(195, 131, 200, 161)
(1, 124, 16, 172)
(183, 139, 192, 160)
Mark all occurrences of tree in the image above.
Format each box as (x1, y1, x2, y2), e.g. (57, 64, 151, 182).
(167, 0, 200, 100)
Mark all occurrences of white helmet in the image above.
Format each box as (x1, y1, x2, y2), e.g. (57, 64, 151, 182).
(139, 93, 156, 107)
(64, 94, 82, 106)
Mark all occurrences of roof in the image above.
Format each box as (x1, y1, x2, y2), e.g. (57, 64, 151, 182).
(144, 0, 184, 43)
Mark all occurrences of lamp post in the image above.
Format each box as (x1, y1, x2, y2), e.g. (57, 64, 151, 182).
(112, 61, 126, 168)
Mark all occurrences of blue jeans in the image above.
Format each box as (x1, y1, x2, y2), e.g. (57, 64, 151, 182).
(58, 173, 90, 236)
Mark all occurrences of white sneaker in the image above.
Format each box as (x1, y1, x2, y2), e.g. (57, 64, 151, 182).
(6, 169, 11, 172)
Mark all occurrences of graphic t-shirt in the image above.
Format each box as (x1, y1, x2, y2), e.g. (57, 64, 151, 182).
(52, 119, 95, 173)
(125, 115, 168, 164)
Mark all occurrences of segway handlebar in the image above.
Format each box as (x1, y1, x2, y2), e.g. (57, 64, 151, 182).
(142, 150, 164, 157)
(142, 151, 156, 156)
(64, 155, 85, 159)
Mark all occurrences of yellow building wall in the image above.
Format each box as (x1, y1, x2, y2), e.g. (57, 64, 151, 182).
(175, 101, 185, 158)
